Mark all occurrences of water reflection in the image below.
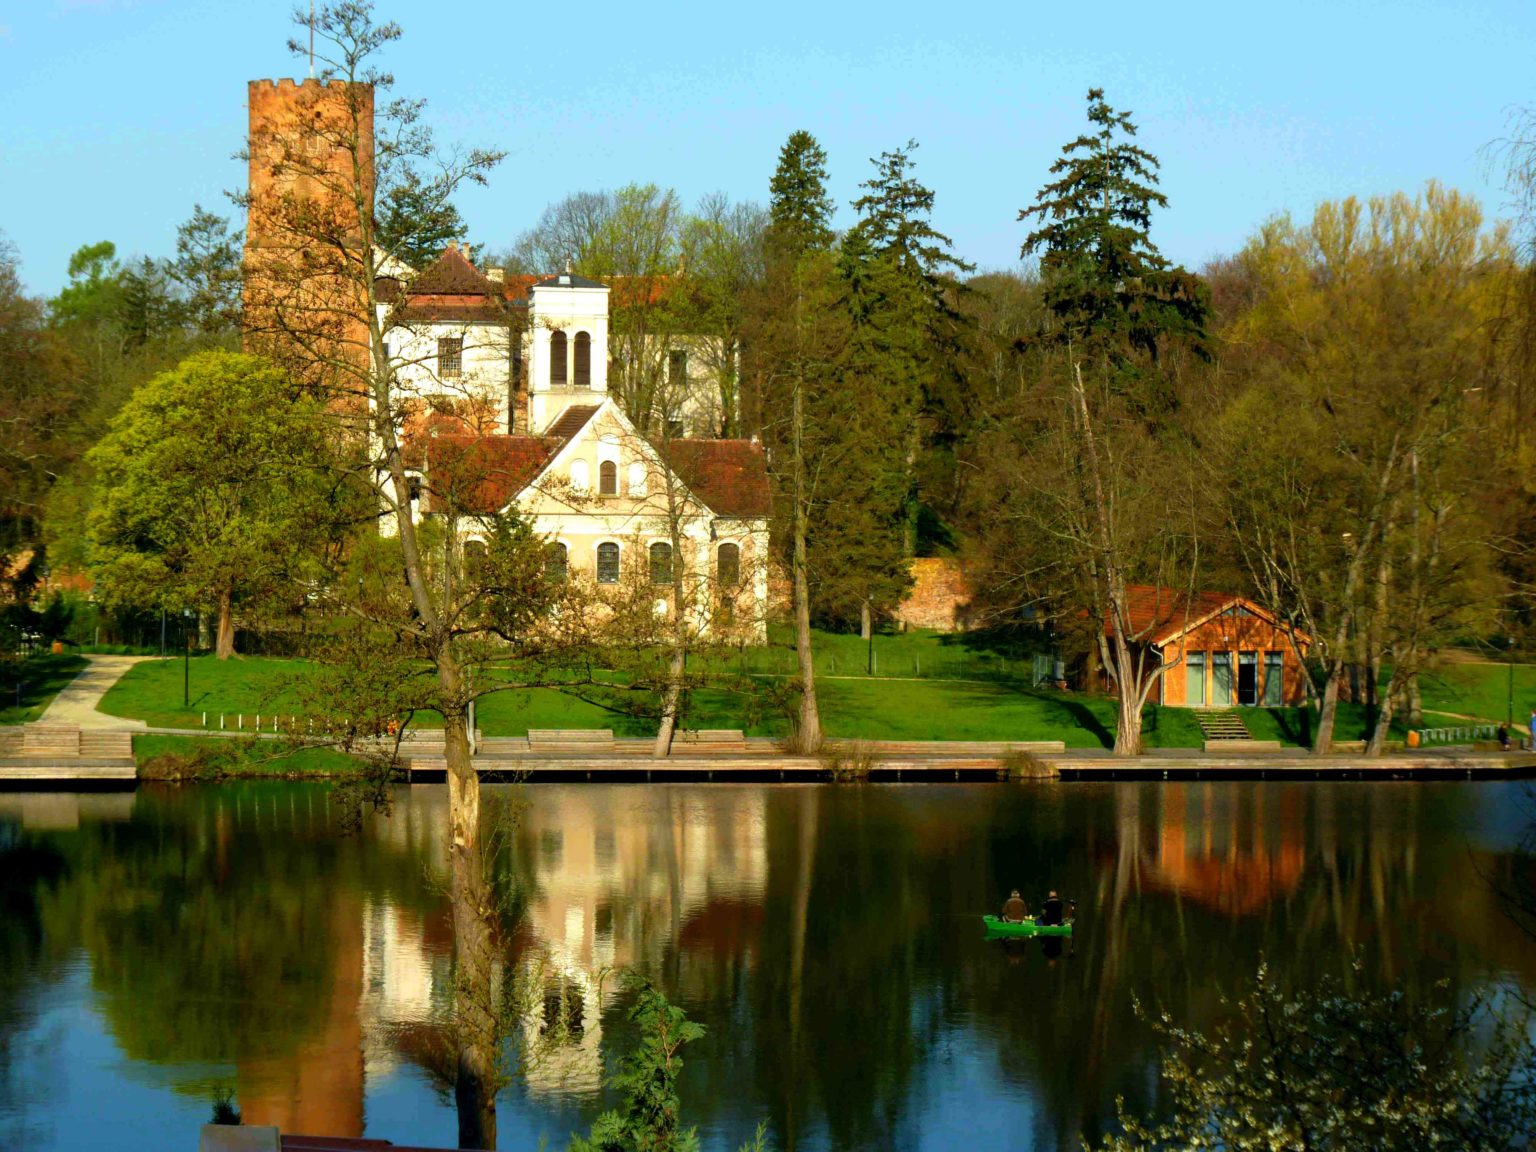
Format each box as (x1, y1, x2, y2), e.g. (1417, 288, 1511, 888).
(0, 781, 1533, 1152)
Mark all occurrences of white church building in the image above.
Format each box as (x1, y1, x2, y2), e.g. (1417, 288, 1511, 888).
(378, 247, 772, 640)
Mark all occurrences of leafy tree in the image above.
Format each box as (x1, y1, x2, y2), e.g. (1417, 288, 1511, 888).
(1095, 964, 1536, 1151)
(376, 168, 470, 271)
(50, 241, 124, 331)
(0, 233, 85, 569)
(86, 350, 339, 659)
(569, 985, 705, 1152)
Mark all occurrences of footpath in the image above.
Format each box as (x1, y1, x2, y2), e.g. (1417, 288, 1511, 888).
(3, 656, 1536, 785)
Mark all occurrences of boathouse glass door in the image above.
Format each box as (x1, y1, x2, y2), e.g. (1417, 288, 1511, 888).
(1237, 651, 1258, 706)
(1263, 650, 1284, 706)
(1186, 652, 1206, 707)
(1212, 652, 1233, 706)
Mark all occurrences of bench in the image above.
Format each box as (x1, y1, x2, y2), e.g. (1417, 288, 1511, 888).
(527, 729, 615, 751)
(674, 729, 748, 753)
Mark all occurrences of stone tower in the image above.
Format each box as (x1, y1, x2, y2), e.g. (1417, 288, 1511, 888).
(242, 77, 375, 382)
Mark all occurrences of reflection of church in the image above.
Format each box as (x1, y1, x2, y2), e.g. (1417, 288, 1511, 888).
(513, 787, 769, 1095)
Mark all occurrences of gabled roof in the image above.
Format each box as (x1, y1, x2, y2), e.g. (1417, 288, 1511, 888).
(541, 404, 601, 440)
(660, 439, 772, 518)
(423, 434, 560, 514)
(534, 272, 606, 290)
(410, 245, 500, 295)
(1114, 584, 1307, 647)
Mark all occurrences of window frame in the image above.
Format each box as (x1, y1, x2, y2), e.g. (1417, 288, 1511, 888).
(596, 541, 620, 585)
(549, 329, 568, 387)
(573, 331, 592, 388)
(437, 335, 463, 380)
(650, 541, 673, 585)
(599, 459, 618, 496)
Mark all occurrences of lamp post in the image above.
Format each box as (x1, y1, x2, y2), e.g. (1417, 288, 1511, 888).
(1507, 633, 1516, 731)
(183, 610, 194, 709)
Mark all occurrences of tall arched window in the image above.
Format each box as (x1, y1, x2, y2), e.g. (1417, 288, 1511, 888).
(650, 542, 673, 585)
(599, 460, 618, 496)
(717, 542, 740, 587)
(596, 542, 620, 584)
(570, 459, 590, 491)
(549, 330, 567, 387)
(546, 542, 568, 582)
(574, 331, 591, 388)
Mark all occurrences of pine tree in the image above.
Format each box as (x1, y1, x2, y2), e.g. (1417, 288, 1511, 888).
(376, 168, 471, 270)
(767, 130, 834, 260)
(1020, 88, 1206, 358)
(842, 141, 972, 565)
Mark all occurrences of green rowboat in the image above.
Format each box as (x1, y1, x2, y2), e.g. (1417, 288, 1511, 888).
(982, 914, 1073, 938)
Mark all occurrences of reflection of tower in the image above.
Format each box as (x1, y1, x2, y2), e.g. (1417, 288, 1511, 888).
(238, 894, 367, 1138)
(242, 77, 375, 386)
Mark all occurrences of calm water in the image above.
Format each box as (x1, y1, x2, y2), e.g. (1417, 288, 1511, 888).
(2, 781, 1535, 1152)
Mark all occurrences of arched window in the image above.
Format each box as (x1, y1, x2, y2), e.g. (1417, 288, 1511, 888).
(545, 542, 568, 582)
(717, 542, 740, 587)
(599, 460, 618, 496)
(574, 331, 591, 388)
(549, 330, 567, 387)
(596, 542, 620, 584)
(650, 542, 673, 585)
(570, 459, 590, 491)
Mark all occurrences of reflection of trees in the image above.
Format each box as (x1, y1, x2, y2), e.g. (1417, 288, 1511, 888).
(14, 785, 441, 1121)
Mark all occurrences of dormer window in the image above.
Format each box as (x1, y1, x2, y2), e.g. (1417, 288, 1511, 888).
(438, 337, 463, 379)
(550, 330, 567, 387)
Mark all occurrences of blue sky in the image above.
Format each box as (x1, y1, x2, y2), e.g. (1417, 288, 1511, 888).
(1, 0, 1532, 296)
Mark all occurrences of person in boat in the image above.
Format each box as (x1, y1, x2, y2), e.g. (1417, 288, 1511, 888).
(1001, 889, 1029, 923)
(1038, 890, 1065, 926)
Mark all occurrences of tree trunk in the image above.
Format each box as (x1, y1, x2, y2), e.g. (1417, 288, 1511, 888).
(791, 375, 822, 753)
(1365, 674, 1399, 756)
(215, 585, 235, 660)
(654, 645, 685, 758)
(1405, 670, 1422, 728)
(860, 599, 872, 642)
(1108, 634, 1144, 757)
(1314, 660, 1343, 755)
(445, 704, 499, 1150)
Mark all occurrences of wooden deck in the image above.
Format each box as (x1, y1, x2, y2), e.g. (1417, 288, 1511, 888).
(0, 724, 137, 786)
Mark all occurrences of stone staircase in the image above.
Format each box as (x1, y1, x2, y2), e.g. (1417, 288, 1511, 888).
(1195, 710, 1252, 741)
(0, 724, 137, 781)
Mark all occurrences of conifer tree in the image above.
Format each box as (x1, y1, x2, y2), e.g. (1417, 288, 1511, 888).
(749, 129, 845, 750)
(842, 141, 971, 570)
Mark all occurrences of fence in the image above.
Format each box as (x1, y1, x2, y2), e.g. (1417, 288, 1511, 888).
(1414, 724, 1500, 745)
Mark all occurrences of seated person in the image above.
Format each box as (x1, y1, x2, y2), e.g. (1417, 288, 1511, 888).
(1000, 889, 1028, 923)
(1039, 890, 1064, 926)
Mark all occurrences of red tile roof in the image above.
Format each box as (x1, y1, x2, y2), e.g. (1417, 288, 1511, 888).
(408, 245, 499, 295)
(1115, 585, 1240, 643)
(663, 439, 772, 518)
(424, 434, 561, 514)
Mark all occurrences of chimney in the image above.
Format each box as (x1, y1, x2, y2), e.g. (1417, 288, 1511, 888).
(486, 267, 504, 283)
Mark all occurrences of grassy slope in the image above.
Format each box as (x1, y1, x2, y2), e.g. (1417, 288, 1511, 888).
(133, 733, 367, 776)
(95, 631, 1410, 749)
(0, 654, 89, 725)
(1416, 661, 1536, 726)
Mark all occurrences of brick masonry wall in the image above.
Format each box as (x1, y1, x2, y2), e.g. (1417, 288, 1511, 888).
(894, 558, 972, 632)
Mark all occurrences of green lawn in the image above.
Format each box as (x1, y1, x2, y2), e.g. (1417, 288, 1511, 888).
(133, 733, 368, 778)
(0, 654, 89, 725)
(1416, 660, 1536, 727)
(96, 634, 1421, 749)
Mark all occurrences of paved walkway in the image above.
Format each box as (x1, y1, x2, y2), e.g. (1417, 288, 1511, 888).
(38, 655, 150, 730)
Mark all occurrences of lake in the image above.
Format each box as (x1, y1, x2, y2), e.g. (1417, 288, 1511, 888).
(2, 780, 1534, 1151)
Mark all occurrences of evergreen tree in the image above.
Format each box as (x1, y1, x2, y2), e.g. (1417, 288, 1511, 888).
(842, 141, 972, 565)
(168, 205, 243, 338)
(767, 130, 835, 260)
(1020, 87, 1206, 358)
(376, 168, 471, 270)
